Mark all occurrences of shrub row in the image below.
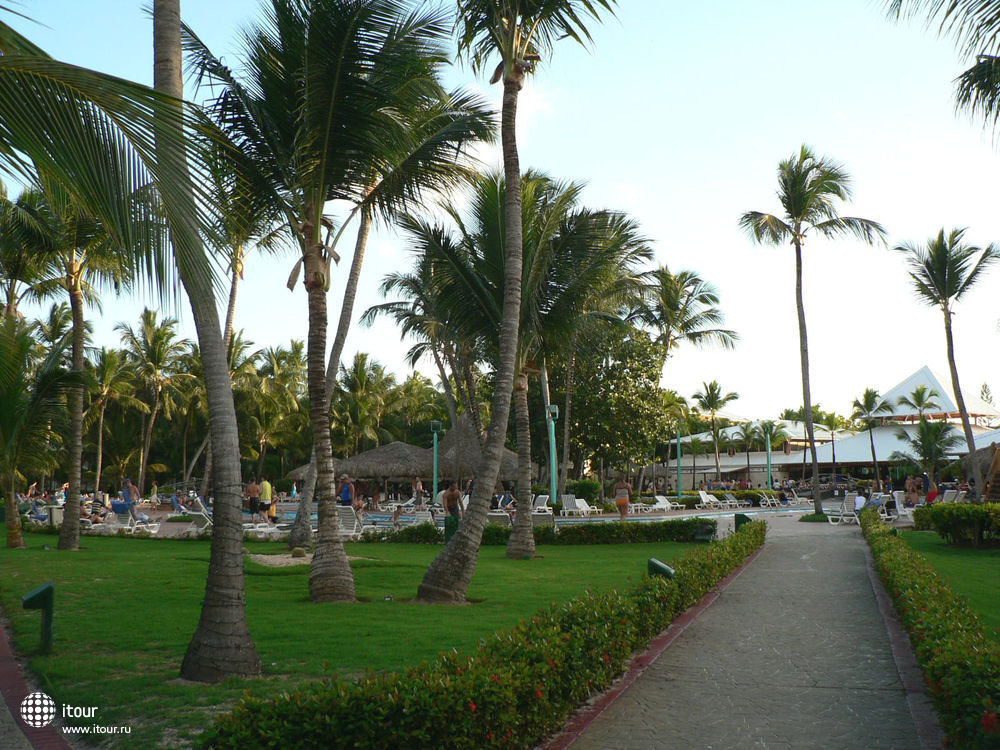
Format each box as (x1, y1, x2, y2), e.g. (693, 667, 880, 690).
(860, 510, 1000, 747)
(359, 517, 717, 547)
(198, 521, 767, 749)
(913, 502, 1000, 547)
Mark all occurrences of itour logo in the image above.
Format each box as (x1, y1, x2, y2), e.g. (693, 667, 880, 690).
(20, 691, 100, 728)
(20, 691, 57, 728)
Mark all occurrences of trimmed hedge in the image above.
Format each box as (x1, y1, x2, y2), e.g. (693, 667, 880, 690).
(861, 510, 1000, 747)
(913, 503, 1000, 547)
(197, 521, 767, 749)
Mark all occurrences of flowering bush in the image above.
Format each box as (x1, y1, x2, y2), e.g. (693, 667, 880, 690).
(197, 522, 766, 749)
(861, 511, 1000, 748)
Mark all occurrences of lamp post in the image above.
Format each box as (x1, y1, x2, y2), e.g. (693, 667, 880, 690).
(430, 420, 442, 502)
(676, 427, 682, 499)
(546, 404, 558, 506)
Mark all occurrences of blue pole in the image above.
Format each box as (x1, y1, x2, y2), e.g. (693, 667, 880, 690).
(676, 428, 682, 499)
(432, 431, 439, 501)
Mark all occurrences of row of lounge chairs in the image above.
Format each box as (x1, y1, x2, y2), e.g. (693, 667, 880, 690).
(695, 491, 752, 510)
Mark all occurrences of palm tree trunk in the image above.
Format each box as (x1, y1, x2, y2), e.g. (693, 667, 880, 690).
(138, 394, 160, 496)
(558, 345, 576, 498)
(459, 353, 487, 450)
(256, 440, 267, 479)
(431, 345, 458, 430)
(153, 0, 260, 682)
(793, 240, 823, 514)
(58, 280, 85, 550)
(94, 404, 106, 493)
(943, 309, 984, 496)
(222, 247, 242, 354)
(868, 425, 880, 491)
(506, 371, 535, 559)
(6, 474, 25, 548)
(712, 414, 721, 480)
(303, 238, 354, 602)
(417, 74, 524, 603)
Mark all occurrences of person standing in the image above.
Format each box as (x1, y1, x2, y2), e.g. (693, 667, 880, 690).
(338, 474, 355, 507)
(245, 477, 262, 522)
(411, 476, 423, 506)
(613, 477, 632, 521)
(123, 478, 140, 504)
(260, 475, 273, 524)
(442, 481, 463, 519)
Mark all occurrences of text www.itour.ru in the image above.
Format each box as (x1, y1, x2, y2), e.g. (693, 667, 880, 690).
(62, 725, 132, 735)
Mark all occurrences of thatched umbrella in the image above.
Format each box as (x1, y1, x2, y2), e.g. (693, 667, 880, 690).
(335, 441, 433, 479)
(285, 463, 314, 482)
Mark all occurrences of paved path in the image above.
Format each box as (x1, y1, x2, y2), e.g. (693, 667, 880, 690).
(564, 517, 937, 750)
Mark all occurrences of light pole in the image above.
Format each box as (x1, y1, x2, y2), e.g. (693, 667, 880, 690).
(676, 427, 682, 499)
(546, 404, 558, 506)
(430, 420, 442, 502)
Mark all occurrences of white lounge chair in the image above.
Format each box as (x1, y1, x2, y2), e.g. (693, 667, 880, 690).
(651, 495, 684, 512)
(559, 495, 588, 516)
(696, 491, 722, 510)
(531, 494, 553, 514)
(953, 490, 967, 503)
(724, 493, 750, 509)
(486, 510, 513, 526)
(335, 506, 363, 541)
(827, 492, 859, 525)
(938, 489, 957, 504)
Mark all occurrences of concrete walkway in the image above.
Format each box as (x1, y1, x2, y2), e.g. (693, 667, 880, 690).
(561, 516, 940, 749)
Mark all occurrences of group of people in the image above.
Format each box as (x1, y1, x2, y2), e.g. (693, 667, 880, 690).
(244, 476, 277, 524)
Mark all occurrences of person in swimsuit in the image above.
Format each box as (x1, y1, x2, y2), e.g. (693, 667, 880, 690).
(613, 478, 632, 521)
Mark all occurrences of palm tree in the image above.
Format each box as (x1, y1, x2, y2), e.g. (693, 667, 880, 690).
(692, 381, 739, 481)
(115, 309, 188, 496)
(740, 146, 886, 513)
(817, 411, 842, 482)
(630, 266, 739, 363)
(732, 422, 761, 482)
(687, 437, 707, 491)
(86, 348, 147, 496)
(890, 418, 964, 494)
(895, 228, 999, 494)
(186, 0, 491, 599)
(0, 318, 76, 548)
(758, 420, 791, 489)
(852, 388, 895, 492)
(0, 189, 63, 319)
(897, 384, 941, 421)
(412, 0, 618, 603)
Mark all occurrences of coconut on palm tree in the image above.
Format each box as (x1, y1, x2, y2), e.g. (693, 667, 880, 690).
(692, 381, 739, 481)
(852, 388, 895, 492)
(740, 146, 886, 513)
(895, 228, 999, 494)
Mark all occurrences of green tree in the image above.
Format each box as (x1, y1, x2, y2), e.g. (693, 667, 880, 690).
(0, 319, 76, 547)
(740, 145, 886, 513)
(86, 347, 147, 497)
(852, 387, 895, 492)
(890, 418, 964, 493)
(758, 420, 791, 489)
(732, 421, 761, 482)
(895, 228, 999, 495)
(692, 380, 739, 481)
(896, 384, 941, 420)
(630, 265, 738, 363)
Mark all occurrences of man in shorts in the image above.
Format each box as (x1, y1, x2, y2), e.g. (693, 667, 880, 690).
(246, 478, 262, 522)
(260, 475, 273, 524)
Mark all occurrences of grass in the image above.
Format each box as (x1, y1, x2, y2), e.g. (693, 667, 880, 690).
(798, 513, 828, 522)
(901, 530, 1000, 641)
(0, 533, 691, 747)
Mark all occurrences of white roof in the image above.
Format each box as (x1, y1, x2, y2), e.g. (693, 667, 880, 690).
(878, 365, 1000, 420)
(676, 420, 853, 446)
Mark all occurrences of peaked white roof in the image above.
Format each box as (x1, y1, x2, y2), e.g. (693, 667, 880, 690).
(878, 365, 1000, 420)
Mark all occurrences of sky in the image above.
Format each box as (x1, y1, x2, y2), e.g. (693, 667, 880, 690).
(7, 0, 1000, 421)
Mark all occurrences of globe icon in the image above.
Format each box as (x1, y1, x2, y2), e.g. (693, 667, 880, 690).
(20, 691, 56, 728)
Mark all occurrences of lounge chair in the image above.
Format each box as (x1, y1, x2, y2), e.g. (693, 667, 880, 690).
(827, 492, 859, 525)
(559, 495, 589, 516)
(486, 510, 513, 526)
(335, 506, 363, 541)
(724, 492, 750, 509)
(696, 491, 722, 510)
(953, 490, 967, 503)
(651, 495, 684, 512)
(531, 494, 552, 514)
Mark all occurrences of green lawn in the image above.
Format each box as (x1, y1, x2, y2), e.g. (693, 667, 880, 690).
(0, 533, 690, 747)
(901, 530, 1000, 640)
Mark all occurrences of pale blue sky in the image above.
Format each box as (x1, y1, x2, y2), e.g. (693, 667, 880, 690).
(8, 0, 1000, 420)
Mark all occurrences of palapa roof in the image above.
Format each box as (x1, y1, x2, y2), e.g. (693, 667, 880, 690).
(334, 441, 432, 479)
(438, 413, 526, 481)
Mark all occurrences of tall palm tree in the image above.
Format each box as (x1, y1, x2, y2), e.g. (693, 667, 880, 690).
(630, 265, 739, 363)
(115, 309, 189, 496)
(897, 384, 941, 420)
(687, 437, 707, 491)
(890, 418, 964, 494)
(758, 420, 791, 489)
(852, 388, 895, 492)
(0, 318, 76, 548)
(692, 381, 739, 481)
(413, 0, 617, 603)
(740, 146, 886, 513)
(186, 0, 491, 596)
(0, 189, 63, 319)
(733, 421, 761, 482)
(86, 348, 147, 496)
(817, 411, 842, 481)
(895, 228, 999, 494)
